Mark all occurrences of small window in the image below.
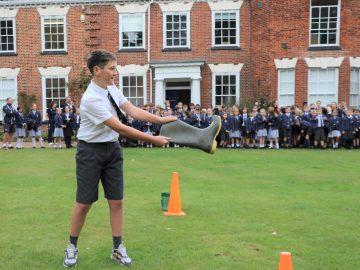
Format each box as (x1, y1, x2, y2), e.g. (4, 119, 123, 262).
(278, 69, 295, 107)
(0, 18, 16, 53)
(120, 14, 145, 49)
(213, 11, 239, 47)
(43, 77, 67, 110)
(42, 16, 67, 51)
(310, 0, 340, 46)
(350, 68, 360, 108)
(121, 75, 145, 106)
(0, 77, 17, 121)
(164, 12, 189, 48)
(308, 68, 338, 105)
(214, 74, 238, 106)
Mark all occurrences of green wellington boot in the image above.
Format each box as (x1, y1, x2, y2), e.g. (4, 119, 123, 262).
(160, 115, 221, 154)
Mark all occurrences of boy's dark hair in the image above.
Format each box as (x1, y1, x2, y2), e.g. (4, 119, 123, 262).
(87, 50, 117, 75)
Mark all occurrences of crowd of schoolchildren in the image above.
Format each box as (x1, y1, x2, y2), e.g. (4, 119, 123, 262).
(120, 100, 360, 150)
(2, 97, 80, 150)
(3, 97, 360, 150)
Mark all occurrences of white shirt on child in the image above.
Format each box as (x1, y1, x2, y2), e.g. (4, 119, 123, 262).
(77, 81, 128, 143)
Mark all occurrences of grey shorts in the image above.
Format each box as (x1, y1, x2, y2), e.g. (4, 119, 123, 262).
(76, 140, 124, 204)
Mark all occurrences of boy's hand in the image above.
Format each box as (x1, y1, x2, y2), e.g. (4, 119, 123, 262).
(152, 136, 171, 146)
(160, 116, 177, 124)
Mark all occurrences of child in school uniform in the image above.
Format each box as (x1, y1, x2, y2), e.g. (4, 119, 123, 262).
(353, 109, 360, 148)
(206, 108, 213, 127)
(73, 110, 81, 138)
(14, 106, 26, 149)
(280, 106, 294, 148)
(220, 112, 230, 148)
(229, 107, 242, 148)
(62, 105, 75, 148)
(267, 106, 280, 149)
(341, 108, 356, 149)
(311, 108, 327, 149)
(246, 111, 257, 148)
(54, 107, 65, 148)
(255, 108, 268, 149)
(190, 108, 202, 128)
(27, 103, 45, 149)
(241, 107, 249, 148)
(327, 109, 342, 149)
(141, 119, 154, 148)
(200, 108, 209, 129)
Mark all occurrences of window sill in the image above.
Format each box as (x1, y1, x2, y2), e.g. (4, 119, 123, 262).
(118, 48, 147, 52)
(0, 52, 17, 56)
(307, 46, 341, 51)
(211, 46, 241, 51)
(162, 47, 192, 52)
(41, 51, 68, 55)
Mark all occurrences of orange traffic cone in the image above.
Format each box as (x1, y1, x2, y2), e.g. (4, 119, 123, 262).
(278, 252, 293, 270)
(163, 172, 186, 216)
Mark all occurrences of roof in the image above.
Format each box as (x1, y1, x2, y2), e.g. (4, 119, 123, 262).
(0, 0, 146, 7)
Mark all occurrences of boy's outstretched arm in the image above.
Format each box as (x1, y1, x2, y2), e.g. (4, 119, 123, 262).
(104, 116, 170, 146)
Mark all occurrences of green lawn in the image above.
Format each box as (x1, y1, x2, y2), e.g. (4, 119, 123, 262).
(0, 148, 360, 270)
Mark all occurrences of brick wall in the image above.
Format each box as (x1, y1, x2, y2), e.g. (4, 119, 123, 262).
(1, 0, 359, 113)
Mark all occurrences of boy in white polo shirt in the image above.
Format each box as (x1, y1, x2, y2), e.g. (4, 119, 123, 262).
(63, 50, 175, 267)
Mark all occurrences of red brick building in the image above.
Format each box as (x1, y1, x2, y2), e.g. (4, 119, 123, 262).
(0, 0, 359, 120)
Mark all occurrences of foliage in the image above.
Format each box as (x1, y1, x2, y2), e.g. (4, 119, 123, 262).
(67, 68, 91, 98)
(17, 92, 37, 113)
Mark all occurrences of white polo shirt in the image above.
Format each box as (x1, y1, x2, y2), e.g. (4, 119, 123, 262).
(77, 81, 128, 143)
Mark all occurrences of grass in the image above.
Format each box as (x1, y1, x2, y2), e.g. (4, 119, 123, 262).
(0, 148, 360, 270)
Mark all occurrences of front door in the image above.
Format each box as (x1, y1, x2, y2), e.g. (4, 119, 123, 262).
(165, 81, 191, 109)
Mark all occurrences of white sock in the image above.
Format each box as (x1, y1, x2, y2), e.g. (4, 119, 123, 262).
(39, 137, 44, 147)
(276, 143, 279, 149)
(32, 138, 36, 147)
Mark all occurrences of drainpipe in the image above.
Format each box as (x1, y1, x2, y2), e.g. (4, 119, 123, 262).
(148, 0, 153, 103)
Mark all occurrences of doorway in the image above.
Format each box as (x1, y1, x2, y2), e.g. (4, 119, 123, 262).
(165, 81, 191, 109)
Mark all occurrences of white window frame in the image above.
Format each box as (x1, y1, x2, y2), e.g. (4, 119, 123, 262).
(119, 13, 146, 50)
(0, 77, 18, 121)
(41, 15, 67, 52)
(350, 68, 360, 108)
(278, 69, 295, 107)
(212, 72, 240, 107)
(119, 74, 147, 106)
(163, 12, 190, 49)
(308, 68, 339, 105)
(41, 76, 68, 117)
(309, 0, 341, 47)
(0, 17, 16, 53)
(211, 10, 240, 47)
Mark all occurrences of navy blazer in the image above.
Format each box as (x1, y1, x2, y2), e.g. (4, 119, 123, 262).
(27, 110, 42, 129)
(341, 116, 355, 132)
(280, 114, 295, 130)
(14, 111, 26, 128)
(245, 117, 256, 132)
(310, 114, 327, 128)
(2, 104, 16, 125)
(221, 119, 230, 132)
(47, 108, 57, 123)
(190, 113, 202, 128)
(229, 115, 242, 132)
(327, 116, 341, 132)
(141, 121, 153, 133)
(55, 114, 63, 128)
(268, 114, 280, 130)
(255, 114, 267, 130)
(62, 113, 75, 137)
